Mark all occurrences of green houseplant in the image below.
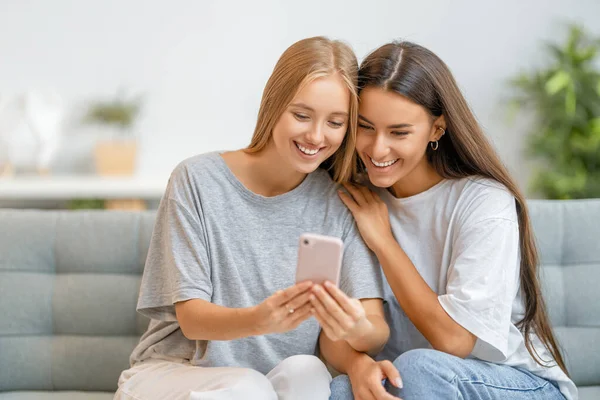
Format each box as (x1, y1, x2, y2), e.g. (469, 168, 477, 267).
(84, 92, 143, 176)
(509, 24, 600, 199)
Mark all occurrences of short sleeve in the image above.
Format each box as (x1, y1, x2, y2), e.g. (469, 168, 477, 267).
(339, 216, 385, 300)
(438, 216, 520, 362)
(136, 166, 212, 321)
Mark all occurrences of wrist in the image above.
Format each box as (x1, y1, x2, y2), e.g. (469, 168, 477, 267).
(245, 306, 264, 336)
(372, 232, 397, 255)
(347, 352, 373, 377)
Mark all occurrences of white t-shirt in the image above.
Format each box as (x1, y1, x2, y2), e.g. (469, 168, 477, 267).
(375, 177, 577, 400)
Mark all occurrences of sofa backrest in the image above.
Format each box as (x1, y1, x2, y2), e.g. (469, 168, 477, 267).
(0, 200, 599, 392)
(0, 211, 154, 392)
(529, 200, 600, 387)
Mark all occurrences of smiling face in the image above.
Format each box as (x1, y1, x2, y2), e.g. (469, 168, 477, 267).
(356, 86, 445, 189)
(269, 74, 351, 175)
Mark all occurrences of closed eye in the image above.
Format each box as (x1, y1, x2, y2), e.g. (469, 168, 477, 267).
(294, 113, 310, 121)
(358, 123, 374, 130)
(391, 131, 409, 136)
(328, 121, 345, 128)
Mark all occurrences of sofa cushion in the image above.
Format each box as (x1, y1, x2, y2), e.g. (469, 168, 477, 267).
(578, 386, 600, 400)
(0, 211, 153, 392)
(529, 200, 600, 388)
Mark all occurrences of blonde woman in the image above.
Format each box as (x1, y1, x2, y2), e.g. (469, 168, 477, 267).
(114, 37, 389, 400)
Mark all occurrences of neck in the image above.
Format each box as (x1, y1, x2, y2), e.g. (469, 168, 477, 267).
(253, 145, 308, 195)
(390, 160, 443, 198)
(227, 143, 307, 197)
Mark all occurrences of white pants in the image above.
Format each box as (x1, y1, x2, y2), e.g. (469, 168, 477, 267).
(114, 354, 332, 400)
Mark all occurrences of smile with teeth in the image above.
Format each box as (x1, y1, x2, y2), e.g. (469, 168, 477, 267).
(370, 157, 399, 168)
(295, 142, 322, 156)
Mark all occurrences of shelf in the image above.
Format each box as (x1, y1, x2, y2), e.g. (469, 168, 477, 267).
(0, 175, 169, 200)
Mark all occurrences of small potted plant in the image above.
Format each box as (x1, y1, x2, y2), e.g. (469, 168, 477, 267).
(84, 92, 142, 176)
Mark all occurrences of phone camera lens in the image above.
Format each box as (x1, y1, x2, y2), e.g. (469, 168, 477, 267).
(303, 239, 309, 245)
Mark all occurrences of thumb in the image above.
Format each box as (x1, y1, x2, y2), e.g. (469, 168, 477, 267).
(380, 360, 403, 389)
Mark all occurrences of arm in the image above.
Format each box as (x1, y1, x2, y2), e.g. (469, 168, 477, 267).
(176, 281, 314, 341)
(320, 330, 402, 400)
(339, 184, 476, 358)
(346, 298, 389, 355)
(372, 237, 476, 358)
(175, 299, 258, 340)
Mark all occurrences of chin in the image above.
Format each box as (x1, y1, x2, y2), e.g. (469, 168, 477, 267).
(293, 160, 322, 174)
(365, 172, 398, 188)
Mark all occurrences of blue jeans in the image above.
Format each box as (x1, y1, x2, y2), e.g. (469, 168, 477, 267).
(330, 349, 565, 399)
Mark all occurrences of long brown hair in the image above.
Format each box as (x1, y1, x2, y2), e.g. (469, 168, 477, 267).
(356, 41, 568, 374)
(246, 36, 359, 182)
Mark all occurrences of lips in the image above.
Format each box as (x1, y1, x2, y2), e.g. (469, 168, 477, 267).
(370, 157, 399, 168)
(295, 141, 323, 156)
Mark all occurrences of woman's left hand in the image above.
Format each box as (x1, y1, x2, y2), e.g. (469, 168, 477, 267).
(338, 183, 394, 253)
(310, 281, 373, 342)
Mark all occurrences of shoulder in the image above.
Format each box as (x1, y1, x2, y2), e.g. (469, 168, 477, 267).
(307, 169, 357, 231)
(165, 152, 224, 205)
(170, 152, 222, 182)
(454, 177, 518, 225)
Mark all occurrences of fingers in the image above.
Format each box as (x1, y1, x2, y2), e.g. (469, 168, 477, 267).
(355, 388, 377, 400)
(311, 284, 354, 328)
(380, 360, 403, 389)
(343, 183, 368, 205)
(323, 281, 364, 320)
(356, 184, 376, 203)
(310, 298, 340, 341)
(272, 281, 313, 306)
(284, 290, 314, 312)
(338, 190, 359, 213)
(368, 380, 400, 400)
(287, 301, 313, 328)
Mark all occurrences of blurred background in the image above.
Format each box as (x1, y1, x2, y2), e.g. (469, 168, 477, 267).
(1, 0, 599, 210)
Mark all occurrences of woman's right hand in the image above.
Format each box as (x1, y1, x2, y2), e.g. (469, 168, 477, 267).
(348, 355, 403, 400)
(252, 281, 314, 335)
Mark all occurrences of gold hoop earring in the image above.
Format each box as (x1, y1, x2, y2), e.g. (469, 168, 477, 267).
(430, 141, 439, 151)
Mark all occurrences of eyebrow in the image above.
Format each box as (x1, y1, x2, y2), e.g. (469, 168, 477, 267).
(359, 114, 413, 129)
(290, 103, 348, 117)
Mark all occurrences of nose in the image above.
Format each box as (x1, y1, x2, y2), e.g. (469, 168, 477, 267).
(304, 123, 324, 145)
(369, 132, 390, 160)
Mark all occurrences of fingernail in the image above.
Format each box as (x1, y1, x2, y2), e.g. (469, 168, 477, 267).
(309, 294, 315, 300)
(313, 286, 321, 292)
(310, 308, 315, 313)
(324, 281, 332, 288)
(395, 377, 403, 388)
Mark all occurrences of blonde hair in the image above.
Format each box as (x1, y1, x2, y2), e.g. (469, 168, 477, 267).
(246, 36, 359, 182)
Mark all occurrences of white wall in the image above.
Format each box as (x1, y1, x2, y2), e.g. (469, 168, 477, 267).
(1, 0, 599, 192)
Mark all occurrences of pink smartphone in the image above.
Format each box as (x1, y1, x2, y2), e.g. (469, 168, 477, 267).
(295, 233, 343, 286)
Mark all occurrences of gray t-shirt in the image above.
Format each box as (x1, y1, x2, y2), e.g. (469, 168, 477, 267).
(130, 152, 384, 374)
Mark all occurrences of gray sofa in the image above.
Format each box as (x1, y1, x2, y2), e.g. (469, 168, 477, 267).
(0, 200, 599, 399)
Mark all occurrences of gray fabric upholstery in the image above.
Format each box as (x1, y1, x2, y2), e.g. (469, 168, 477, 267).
(0, 201, 598, 398)
(0, 211, 153, 395)
(529, 200, 600, 396)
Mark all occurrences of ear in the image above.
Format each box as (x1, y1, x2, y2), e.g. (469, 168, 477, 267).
(429, 115, 447, 141)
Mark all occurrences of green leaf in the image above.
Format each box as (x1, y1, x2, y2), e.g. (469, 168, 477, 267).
(565, 86, 577, 116)
(545, 70, 571, 95)
(509, 22, 600, 199)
